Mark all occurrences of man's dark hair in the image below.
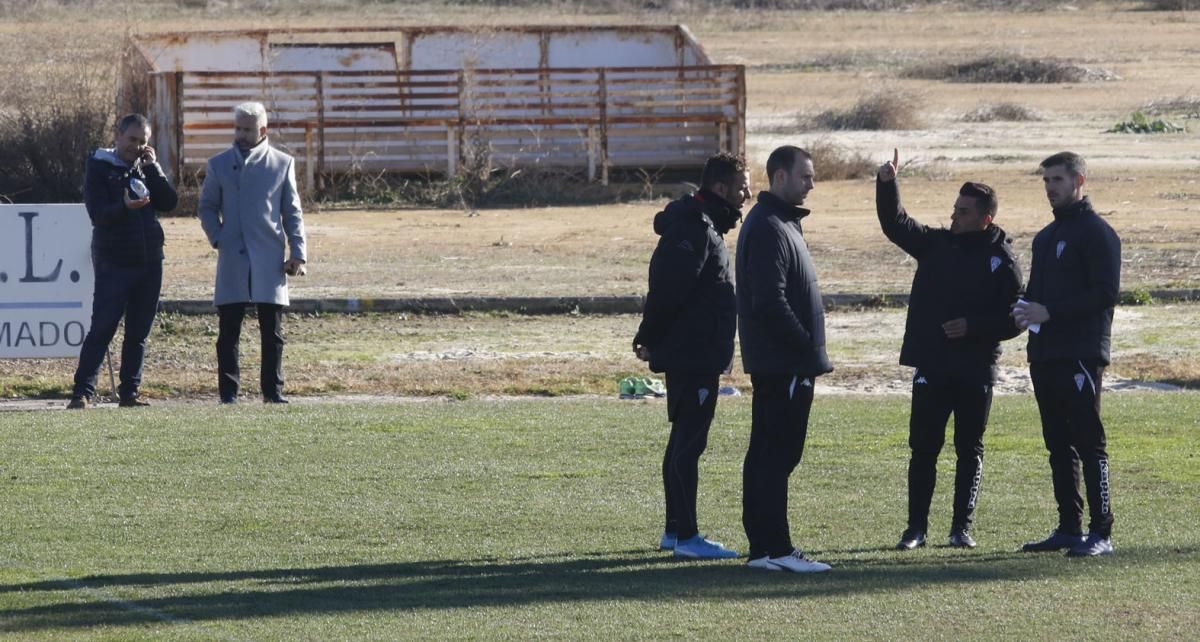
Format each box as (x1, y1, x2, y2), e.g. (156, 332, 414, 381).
(1040, 151, 1087, 178)
(766, 145, 811, 187)
(700, 152, 746, 193)
(959, 181, 998, 218)
(116, 113, 151, 134)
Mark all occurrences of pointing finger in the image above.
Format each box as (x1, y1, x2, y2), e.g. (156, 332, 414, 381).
(893, 148, 899, 168)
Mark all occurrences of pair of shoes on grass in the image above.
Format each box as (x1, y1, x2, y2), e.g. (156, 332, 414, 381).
(67, 395, 150, 409)
(746, 549, 831, 573)
(1023, 529, 1113, 557)
(896, 528, 976, 550)
(618, 377, 665, 399)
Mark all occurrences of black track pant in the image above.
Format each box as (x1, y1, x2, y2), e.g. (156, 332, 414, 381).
(742, 373, 815, 559)
(661, 372, 720, 541)
(906, 370, 991, 534)
(1031, 359, 1113, 537)
(217, 303, 285, 401)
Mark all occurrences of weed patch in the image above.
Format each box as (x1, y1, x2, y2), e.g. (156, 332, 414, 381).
(1107, 111, 1186, 134)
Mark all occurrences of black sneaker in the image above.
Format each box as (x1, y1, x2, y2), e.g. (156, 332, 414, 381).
(949, 529, 977, 549)
(896, 529, 926, 550)
(118, 396, 150, 408)
(66, 395, 90, 410)
(1066, 533, 1114, 557)
(263, 395, 289, 404)
(1021, 529, 1085, 552)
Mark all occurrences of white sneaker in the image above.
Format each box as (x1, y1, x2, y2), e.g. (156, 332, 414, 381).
(765, 549, 831, 573)
(746, 556, 781, 571)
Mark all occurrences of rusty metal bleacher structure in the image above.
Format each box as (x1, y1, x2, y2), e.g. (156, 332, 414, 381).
(123, 26, 746, 191)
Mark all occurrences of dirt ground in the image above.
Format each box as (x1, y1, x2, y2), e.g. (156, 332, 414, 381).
(3, 2, 1199, 400)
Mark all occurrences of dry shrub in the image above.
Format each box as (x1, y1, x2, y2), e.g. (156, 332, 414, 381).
(1137, 0, 1196, 9)
(811, 91, 924, 130)
(806, 139, 877, 180)
(961, 102, 1043, 122)
(747, 139, 875, 185)
(0, 31, 120, 203)
(643, 0, 1085, 8)
(905, 55, 1114, 83)
(1143, 95, 1200, 117)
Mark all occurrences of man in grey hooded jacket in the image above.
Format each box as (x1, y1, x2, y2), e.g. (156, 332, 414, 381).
(198, 102, 307, 404)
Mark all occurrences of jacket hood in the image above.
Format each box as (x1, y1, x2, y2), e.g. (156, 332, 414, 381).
(957, 223, 1013, 251)
(652, 189, 741, 236)
(92, 148, 131, 168)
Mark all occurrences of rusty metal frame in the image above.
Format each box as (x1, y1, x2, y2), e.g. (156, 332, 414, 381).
(131, 26, 743, 187)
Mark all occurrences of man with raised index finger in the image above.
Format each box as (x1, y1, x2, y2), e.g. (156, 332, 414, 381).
(876, 149, 1023, 551)
(737, 145, 833, 574)
(1013, 152, 1121, 557)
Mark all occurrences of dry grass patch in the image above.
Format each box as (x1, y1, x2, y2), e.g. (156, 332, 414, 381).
(1137, 0, 1199, 10)
(904, 54, 1115, 83)
(810, 90, 924, 130)
(805, 138, 877, 180)
(961, 102, 1043, 122)
(746, 138, 876, 186)
(1142, 95, 1200, 117)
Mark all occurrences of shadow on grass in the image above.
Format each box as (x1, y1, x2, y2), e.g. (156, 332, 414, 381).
(0, 545, 1195, 632)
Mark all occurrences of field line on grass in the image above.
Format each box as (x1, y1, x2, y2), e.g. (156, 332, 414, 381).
(0, 559, 253, 642)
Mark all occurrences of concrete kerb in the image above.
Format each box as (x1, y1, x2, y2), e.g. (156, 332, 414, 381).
(156, 289, 1200, 316)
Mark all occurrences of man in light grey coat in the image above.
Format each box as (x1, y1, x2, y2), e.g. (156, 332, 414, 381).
(198, 102, 307, 404)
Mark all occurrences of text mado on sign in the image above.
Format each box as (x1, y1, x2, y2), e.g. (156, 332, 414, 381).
(0, 205, 93, 359)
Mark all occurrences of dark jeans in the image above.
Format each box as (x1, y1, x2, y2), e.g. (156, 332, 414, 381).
(71, 259, 162, 399)
(217, 303, 285, 401)
(1031, 359, 1113, 537)
(742, 373, 815, 559)
(662, 372, 720, 541)
(906, 369, 992, 534)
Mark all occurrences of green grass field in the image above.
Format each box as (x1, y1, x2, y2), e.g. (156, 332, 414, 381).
(1, 394, 1196, 640)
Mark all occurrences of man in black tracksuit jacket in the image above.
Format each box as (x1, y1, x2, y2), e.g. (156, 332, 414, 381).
(633, 153, 749, 560)
(68, 113, 178, 409)
(737, 146, 833, 574)
(1014, 152, 1121, 557)
(876, 150, 1023, 550)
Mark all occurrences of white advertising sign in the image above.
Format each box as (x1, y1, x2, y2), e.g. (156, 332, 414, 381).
(0, 204, 93, 358)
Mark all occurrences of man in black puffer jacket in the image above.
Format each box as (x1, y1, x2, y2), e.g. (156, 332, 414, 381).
(633, 153, 749, 560)
(67, 113, 178, 409)
(876, 149, 1023, 552)
(1014, 152, 1121, 558)
(738, 146, 833, 574)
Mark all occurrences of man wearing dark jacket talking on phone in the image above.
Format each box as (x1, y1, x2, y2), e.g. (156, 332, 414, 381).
(876, 149, 1023, 551)
(634, 152, 749, 560)
(67, 113, 178, 409)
